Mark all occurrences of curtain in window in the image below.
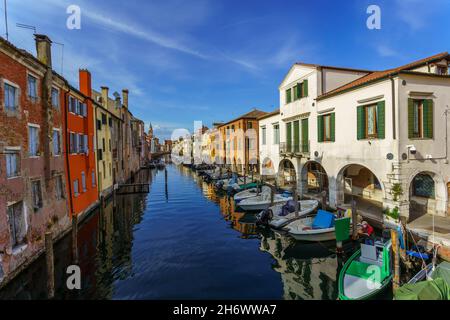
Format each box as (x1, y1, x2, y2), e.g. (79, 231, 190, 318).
(367, 106, 376, 135)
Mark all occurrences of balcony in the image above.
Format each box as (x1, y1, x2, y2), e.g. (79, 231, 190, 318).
(279, 141, 310, 157)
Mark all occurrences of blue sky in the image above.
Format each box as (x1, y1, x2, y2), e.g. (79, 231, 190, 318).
(2, 0, 450, 139)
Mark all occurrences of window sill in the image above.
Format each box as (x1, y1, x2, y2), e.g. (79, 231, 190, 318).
(6, 175, 21, 180)
(28, 155, 41, 159)
(409, 137, 434, 141)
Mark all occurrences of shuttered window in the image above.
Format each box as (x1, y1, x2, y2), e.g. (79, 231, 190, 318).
(293, 120, 300, 152)
(357, 101, 385, 140)
(318, 113, 335, 142)
(303, 79, 308, 97)
(301, 118, 309, 152)
(408, 99, 433, 139)
(286, 122, 292, 150)
(286, 88, 292, 104)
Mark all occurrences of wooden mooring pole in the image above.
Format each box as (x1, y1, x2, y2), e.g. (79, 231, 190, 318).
(45, 231, 55, 299)
(391, 228, 401, 292)
(293, 187, 299, 218)
(321, 191, 327, 210)
(270, 185, 275, 206)
(351, 199, 358, 240)
(72, 214, 78, 264)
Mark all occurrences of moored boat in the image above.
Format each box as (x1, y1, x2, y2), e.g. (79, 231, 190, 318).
(285, 210, 337, 242)
(257, 199, 319, 229)
(234, 186, 271, 203)
(338, 238, 392, 300)
(238, 190, 292, 211)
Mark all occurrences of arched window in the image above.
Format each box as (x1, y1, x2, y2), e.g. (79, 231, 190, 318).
(413, 173, 435, 198)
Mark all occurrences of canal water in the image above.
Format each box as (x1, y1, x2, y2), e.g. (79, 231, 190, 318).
(0, 164, 348, 300)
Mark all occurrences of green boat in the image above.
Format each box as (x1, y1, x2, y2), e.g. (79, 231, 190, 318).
(338, 239, 392, 300)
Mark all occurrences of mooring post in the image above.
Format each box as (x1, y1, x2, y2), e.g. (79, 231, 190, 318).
(45, 231, 55, 299)
(72, 214, 78, 264)
(293, 187, 299, 218)
(270, 185, 275, 206)
(321, 191, 327, 210)
(391, 228, 401, 292)
(351, 199, 358, 240)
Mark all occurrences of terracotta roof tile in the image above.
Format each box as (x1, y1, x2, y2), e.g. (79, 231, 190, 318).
(317, 52, 450, 100)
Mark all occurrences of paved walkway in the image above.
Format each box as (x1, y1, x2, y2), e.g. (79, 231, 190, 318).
(407, 214, 450, 247)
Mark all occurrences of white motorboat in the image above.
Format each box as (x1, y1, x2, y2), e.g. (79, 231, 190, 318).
(285, 210, 337, 241)
(238, 189, 292, 211)
(234, 186, 271, 203)
(258, 199, 319, 229)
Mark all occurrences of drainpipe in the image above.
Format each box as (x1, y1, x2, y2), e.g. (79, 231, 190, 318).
(63, 85, 74, 216)
(94, 103, 100, 198)
(390, 76, 396, 140)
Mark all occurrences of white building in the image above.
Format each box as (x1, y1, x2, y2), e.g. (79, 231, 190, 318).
(260, 53, 450, 221)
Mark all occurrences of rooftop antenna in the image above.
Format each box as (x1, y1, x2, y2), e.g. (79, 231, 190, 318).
(53, 41, 64, 76)
(16, 22, 36, 34)
(4, 0, 8, 40)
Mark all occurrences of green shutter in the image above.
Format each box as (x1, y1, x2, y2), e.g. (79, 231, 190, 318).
(302, 118, 309, 152)
(303, 79, 308, 97)
(286, 122, 292, 151)
(408, 98, 414, 139)
(293, 120, 300, 152)
(377, 101, 385, 139)
(330, 113, 335, 142)
(295, 84, 300, 100)
(317, 116, 324, 142)
(423, 99, 434, 139)
(286, 89, 292, 104)
(357, 106, 365, 140)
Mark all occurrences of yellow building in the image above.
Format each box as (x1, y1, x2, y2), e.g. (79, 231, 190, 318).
(92, 87, 120, 198)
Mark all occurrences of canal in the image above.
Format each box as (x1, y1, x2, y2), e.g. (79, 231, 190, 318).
(0, 164, 345, 300)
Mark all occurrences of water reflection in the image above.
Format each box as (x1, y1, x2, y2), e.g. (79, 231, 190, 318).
(1, 165, 343, 300)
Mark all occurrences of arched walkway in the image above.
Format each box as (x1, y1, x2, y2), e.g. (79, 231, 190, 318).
(278, 159, 296, 189)
(334, 164, 384, 222)
(409, 171, 447, 220)
(300, 161, 329, 197)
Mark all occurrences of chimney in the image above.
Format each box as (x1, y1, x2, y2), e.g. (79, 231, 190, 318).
(34, 34, 52, 68)
(79, 69, 92, 97)
(122, 89, 129, 109)
(101, 86, 109, 108)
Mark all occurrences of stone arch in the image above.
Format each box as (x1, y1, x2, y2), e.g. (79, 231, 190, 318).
(335, 163, 385, 207)
(278, 159, 296, 189)
(408, 170, 447, 219)
(300, 161, 329, 197)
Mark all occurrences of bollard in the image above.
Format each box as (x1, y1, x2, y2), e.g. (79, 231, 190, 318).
(45, 231, 55, 299)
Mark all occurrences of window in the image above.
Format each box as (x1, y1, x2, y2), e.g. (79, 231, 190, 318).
(27, 75, 38, 100)
(285, 88, 292, 104)
(109, 139, 111, 152)
(79, 134, 84, 153)
(247, 121, 253, 129)
(98, 148, 103, 160)
(4, 83, 18, 111)
(53, 129, 61, 156)
(51, 88, 59, 108)
(436, 65, 448, 75)
(7, 202, 26, 248)
(73, 179, 79, 197)
(261, 127, 266, 145)
(81, 171, 86, 192)
(28, 126, 39, 156)
(102, 138, 106, 152)
(413, 173, 435, 199)
(31, 180, 43, 211)
(295, 83, 303, 100)
(273, 124, 280, 145)
(69, 96, 76, 113)
(55, 175, 64, 200)
(108, 117, 112, 127)
(69, 133, 75, 153)
(101, 113, 107, 125)
(81, 103, 87, 117)
(76, 100, 81, 115)
(5, 150, 20, 178)
(408, 99, 433, 139)
(91, 170, 96, 187)
(96, 119, 102, 130)
(323, 115, 331, 141)
(318, 113, 335, 142)
(357, 102, 385, 140)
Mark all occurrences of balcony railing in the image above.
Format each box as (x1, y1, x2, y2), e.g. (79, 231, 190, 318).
(279, 141, 310, 156)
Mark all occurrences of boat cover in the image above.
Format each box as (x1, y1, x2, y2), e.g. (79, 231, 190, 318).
(395, 278, 450, 300)
(312, 210, 335, 229)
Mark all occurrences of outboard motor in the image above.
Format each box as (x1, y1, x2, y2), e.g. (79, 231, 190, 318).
(280, 200, 297, 216)
(215, 180, 224, 189)
(256, 208, 273, 226)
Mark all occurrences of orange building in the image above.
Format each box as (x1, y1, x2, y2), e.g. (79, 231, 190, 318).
(218, 109, 267, 173)
(62, 70, 98, 216)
